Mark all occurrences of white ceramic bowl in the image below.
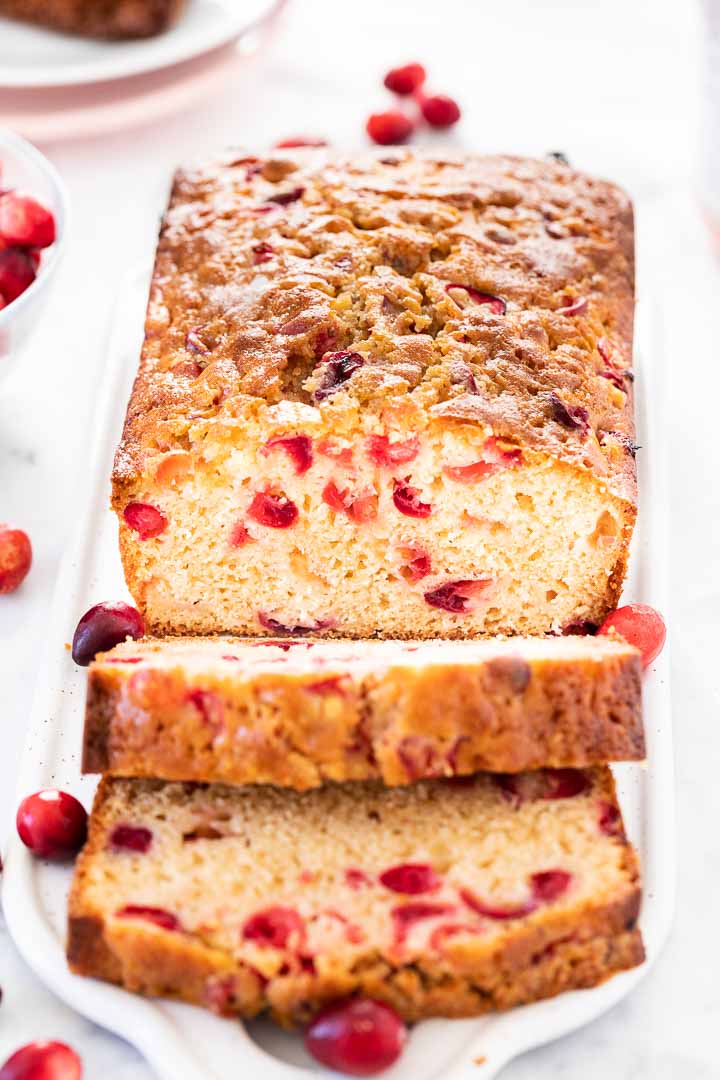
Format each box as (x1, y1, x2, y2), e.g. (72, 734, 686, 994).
(0, 128, 67, 385)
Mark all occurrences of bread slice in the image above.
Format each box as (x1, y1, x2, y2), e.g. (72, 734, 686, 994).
(0, 0, 184, 38)
(67, 770, 644, 1026)
(83, 635, 644, 788)
(112, 151, 636, 640)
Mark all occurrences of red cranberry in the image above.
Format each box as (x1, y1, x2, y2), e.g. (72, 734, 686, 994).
(229, 521, 251, 547)
(16, 790, 87, 860)
(252, 242, 275, 264)
(345, 868, 372, 890)
(556, 295, 588, 316)
(598, 801, 623, 836)
(531, 869, 572, 903)
(443, 460, 498, 483)
(322, 481, 378, 523)
(383, 63, 426, 95)
(380, 863, 440, 895)
(543, 768, 591, 799)
(561, 620, 598, 636)
(429, 922, 479, 951)
(247, 491, 298, 528)
(548, 392, 589, 435)
(185, 328, 210, 354)
(444, 283, 506, 314)
(109, 824, 152, 853)
(71, 601, 144, 666)
(460, 888, 537, 920)
(398, 546, 431, 582)
(0, 525, 32, 593)
(392, 480, 431, 518)
(366, 434, 419, 467)
(314, 351, 365, 401)
(257, 612, 331, 635)
(0, 193, 56, 249)
(599, 369, 626, 392)
(420, 94, 461, 128)
(243, 906, 304, 948)
(423, 578, 490, 613)
(306, 999, 407, 1076)
(0, 248, 36, 302)
(274, 136, 328, 148)
(0, 1041, 81, 1080)
(366, 110, 415, 146)
(597, 336, 625, 370)
(391, 902, 454, 944)
(262, 434, 313, 475)
(123, 502, 167, 540)
(187, 689, 224, 731)
(597, 604, 666, 668)
(116, 905, 180, 930)
(306, 676, 348, 696)
(267, 186, 305, 205)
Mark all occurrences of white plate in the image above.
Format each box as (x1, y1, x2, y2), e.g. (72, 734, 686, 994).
(1, 266, 674, 1079)
(0, 0, 285, 88)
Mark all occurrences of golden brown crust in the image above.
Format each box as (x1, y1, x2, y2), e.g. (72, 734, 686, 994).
(68, 772, 644, 1026)
(83, 637, 644, 787)
(112, 150, 636, 503)
(0, 0, 184, 38)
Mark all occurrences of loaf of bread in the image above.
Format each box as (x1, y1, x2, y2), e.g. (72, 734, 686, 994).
(83, 635, 644, 788)
(67, 769, 643, 1026)
(0, 0, 184, 37)
(112, 150, 636, 639)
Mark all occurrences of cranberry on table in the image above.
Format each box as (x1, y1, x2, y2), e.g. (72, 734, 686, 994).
(16, 790, 87, 860)
(366, 110, 415, 146)
(0, 1041, 82, 1080)
(597, 603, 666, 668)
(419, 93, 462, 128)
(0, 525, 32, 594)
(71, 601, 145, 666)
(0, 192, 56, 249)
(306, 998, 407, 1076)
(383, 62, 426, 95)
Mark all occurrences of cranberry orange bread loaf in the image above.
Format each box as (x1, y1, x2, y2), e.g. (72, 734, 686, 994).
(83, 635, 644, 788)
(0, 0, 184, 37)
(67, 769, 643, 1025)
(113, 151, 636, 639)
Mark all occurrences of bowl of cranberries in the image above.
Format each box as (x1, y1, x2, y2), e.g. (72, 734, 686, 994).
(0, 128, 66, 384)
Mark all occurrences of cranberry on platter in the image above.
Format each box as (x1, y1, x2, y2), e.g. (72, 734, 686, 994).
(0, 1041, 82, 1080)
(0, 189, 57, 310)
(0, 525, 32, 593)
(71, 601, 145, 666)
(597, 603, 666, 668)
(16, 790, 87, 860)
(306, 998, 407, 1076)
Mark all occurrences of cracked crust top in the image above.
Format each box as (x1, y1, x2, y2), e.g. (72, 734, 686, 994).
(113, 150, 636, 503)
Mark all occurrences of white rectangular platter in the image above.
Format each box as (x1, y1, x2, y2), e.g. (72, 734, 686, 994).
(2, 265, 674, 1080)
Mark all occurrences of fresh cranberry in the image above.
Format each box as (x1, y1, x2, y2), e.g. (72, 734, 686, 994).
(0, 248, 36, 302)
(229, 521, 251, 547)
(16, 790, 87, 860)
(599, 369, 626, 392)
(0, 193, 56, 248)
(548, 392, 590, 435)
(392, 480, 431, 518)
(306, 676, 348, 695)
(317, 438, 354, 466)
(109, 824, 152, 853)
(267, 186, 305, 205)
(391, 902, 454, 944)
(252, 242, 275, 264)
(423, 579, 491, 613)
(531, 869, 572, 902)
(598, 801, 623, 836)
(187, 689, 224, 731)
(543, 768, 591, 799)
(123, 502, 167, 540)
(116, 905, 180, 930)
(597, 604, 666, 668)
(380, 863, 440, 894)
(274, 136, 328, 148)
(597, 336, 625, 370)
(460, 888, 536, 920)
(0, 525, 32, 593)
(398, 546, 431, 581)
(243, 906, 304, 948)
(262, 434, 313, 475)
(366, 110, 415, 146)
(322, 481, 378, 523)
(444, 283, 506, 314)
(556, 295, 588, 316)
(0, 1041, 81, 1080)
(345, 868, 372, 890)
(71, 601, 144, 666)
(443, 460, 499, 483)
(420, 94, 461, 128)
(383, 63, 426, 95)
(366, 434, 419, 467)
(306, 999, 407, 1077)
(314, 351, 365, 401)
(247, 491, 298, 528)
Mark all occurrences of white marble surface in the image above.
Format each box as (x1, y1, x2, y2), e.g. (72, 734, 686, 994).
(1, 0, 719, 1075)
